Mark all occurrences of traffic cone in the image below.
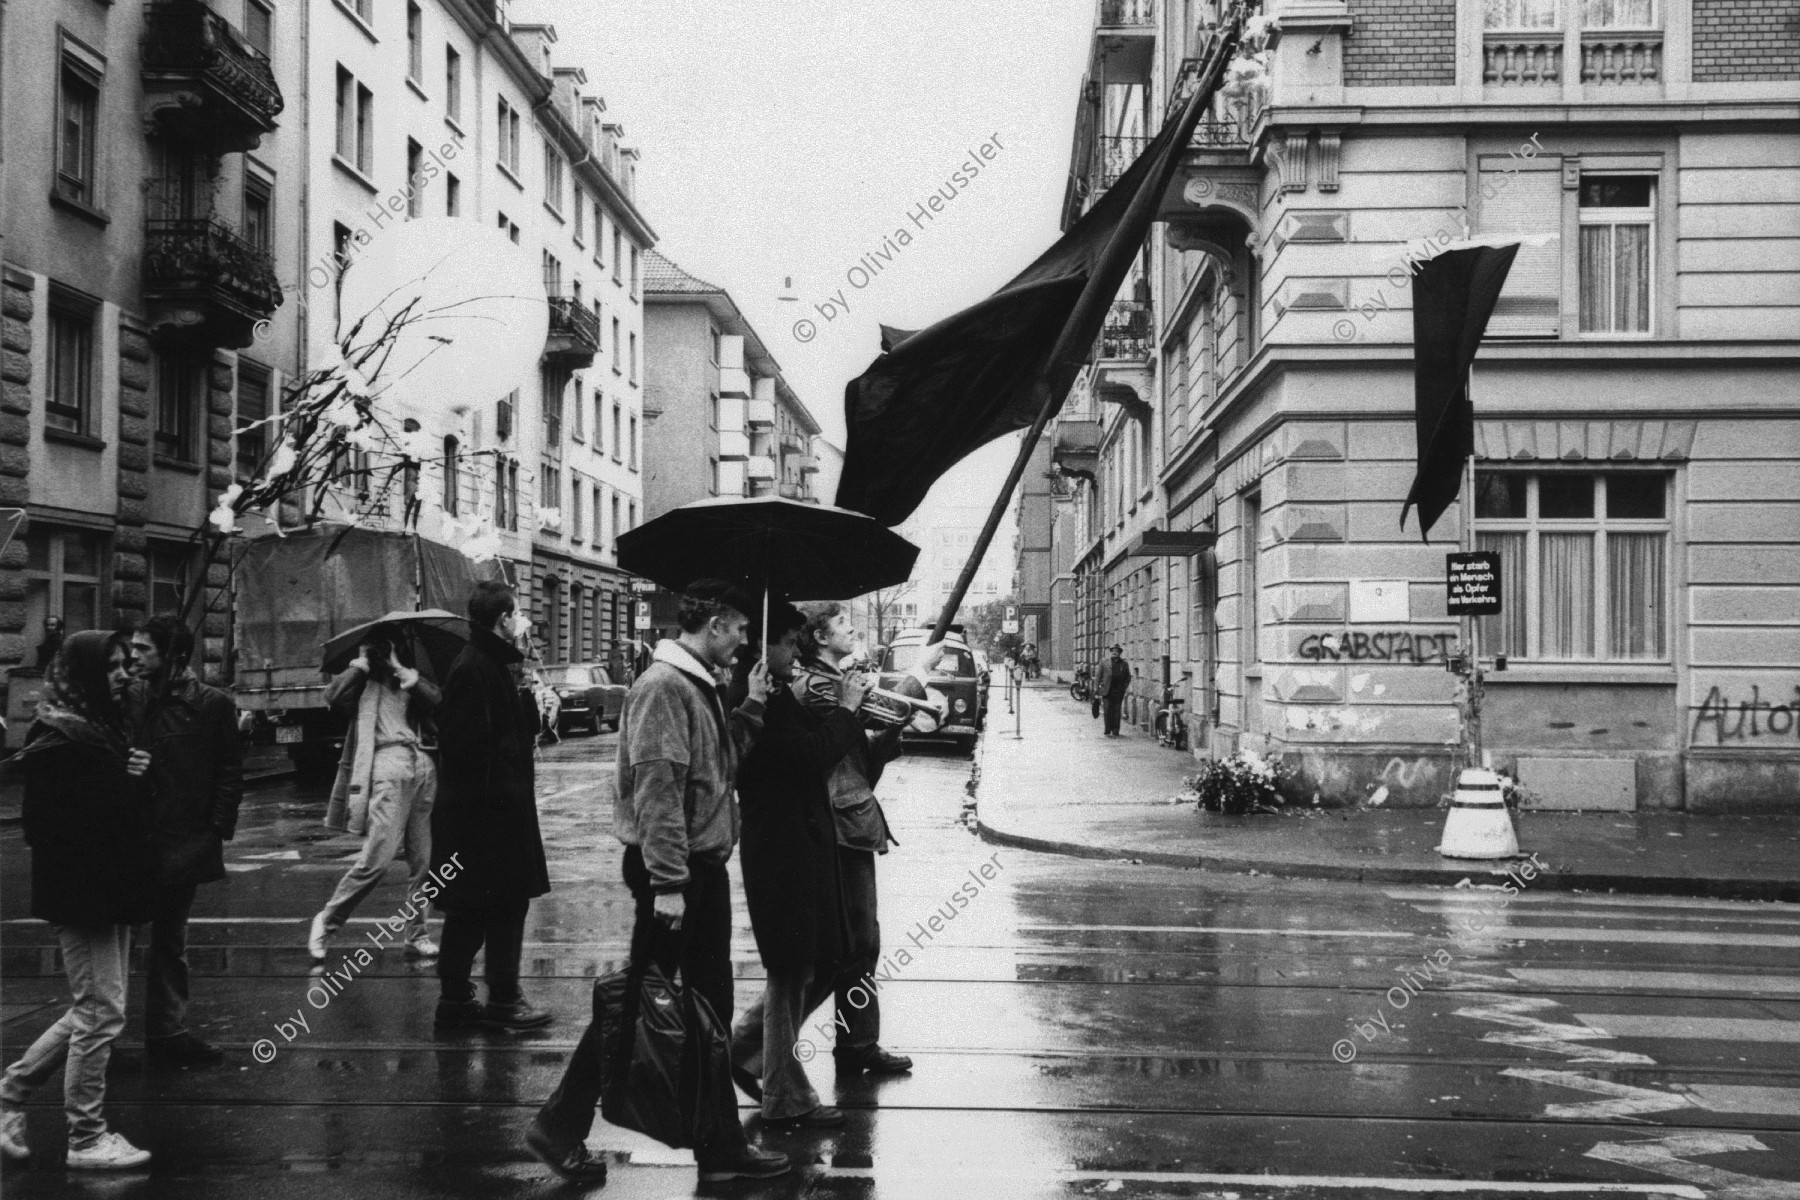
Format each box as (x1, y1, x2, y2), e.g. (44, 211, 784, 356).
(1435, 768, 1520, 859)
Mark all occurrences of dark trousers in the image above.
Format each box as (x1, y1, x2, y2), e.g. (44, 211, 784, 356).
(834, 847, 881, 1056)
(437, 896, 530, 1006)
(1103, 692, 1125, 736)
(145, 882, 198, 1040)
(536, 846, 743, 1155)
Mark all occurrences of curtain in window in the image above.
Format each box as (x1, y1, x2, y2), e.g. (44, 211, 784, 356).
(1581, 224, 1651, 332)
(1476, 532, 1526, 656)
(1608, 532, 1666, 659)
(1582, 0, 1654, 26)
(1486, 0, 1558, 27)
(1540, 533, 1595, 658)
(1580, 226, 1611, 331)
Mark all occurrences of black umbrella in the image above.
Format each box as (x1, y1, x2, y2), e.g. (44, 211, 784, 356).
(321, 609, 469, 679)
(616, 496, 919, 644)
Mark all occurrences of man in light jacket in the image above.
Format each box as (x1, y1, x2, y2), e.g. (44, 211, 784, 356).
(308, 625, 440, 961)
(526, 579, 787, 1186)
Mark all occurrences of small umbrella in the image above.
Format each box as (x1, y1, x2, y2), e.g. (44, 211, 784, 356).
(616, 495, 920, 648)
(321, 609, 469, 679)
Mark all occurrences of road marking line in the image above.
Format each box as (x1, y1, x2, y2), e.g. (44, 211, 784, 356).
(1503, 1068, 1694, 1120)
(1575, 1015, 1800, 1043)
(1456, 997, 1656, 1065)
(1415, 905, 1800, 927)
(1386, 888, 1798, 915)
(1679, 1084, 1800, 1117)
(1460, 927, 1800, 950)
(1015, 924, 1413, 938)
(1509, 969, 1800, 996)
(1586, 1133, 1793, 1200)
(810, 1167, 1700, 1194)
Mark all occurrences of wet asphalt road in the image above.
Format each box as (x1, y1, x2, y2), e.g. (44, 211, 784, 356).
(3, 727, 1799, 1198)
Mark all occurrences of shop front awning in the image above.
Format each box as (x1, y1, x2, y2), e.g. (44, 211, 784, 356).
(1125, 527, 1215, 557)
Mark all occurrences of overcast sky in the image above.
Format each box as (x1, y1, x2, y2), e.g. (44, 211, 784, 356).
(519, 0, 1092, 550)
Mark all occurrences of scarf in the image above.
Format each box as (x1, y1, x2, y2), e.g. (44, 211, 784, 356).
(24, 629, 130, 761)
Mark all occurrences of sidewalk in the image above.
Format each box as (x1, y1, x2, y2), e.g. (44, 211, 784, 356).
(976, 681, 1800, 903)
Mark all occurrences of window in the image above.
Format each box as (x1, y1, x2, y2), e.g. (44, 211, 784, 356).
(57, 54, 100, 205)
(1485, 0, 1558, 27)
(543, 250, 563, 298)
(1242, 493, 1262, 667)
(506, 459, 520, 529)
(610, 493, 621, 545)
(149, 542, 194, 618)
(628, 332, 638, 384)
(1478, 157, 1562, 337)
(593, 389, 605, 454)
(46, 294, 95, 436)
(497, 391, 515, 441)
(406, 3, 423, 81)
(710, 328, 722, 363)
(24, 526, 106, 643)
(1474, 470, 1669, 662)
(627, 500, 636, 532)
(406, 140, 423, 217)
(571, 379, 585, 440)
(570, 583, 584, 657)
(709, 457, 719, 495)
(591, 483, 601, 548)
(593, 204, 605, 265)
(570, 474, 584, 541)
(709, 393, 720, 429)
(497, 97, 521, 175)
(355, 83, 373, 173)
(612, 226, 623, 282)
(494, 455, 520, 531)
(497, 211, 518, 243)
(154, 352, 200, 463)
(611, 401, 622, 462)
(629, 414, 638, 469)
(352, 0, 372, 20)
(611, 317, 621, 371)
(543, 139, 564, 213)
(243, 172, 273, 251)
(244, 1, 274, 57)
(573, 189, 585, 244)
(630, 247, 640, 298)
(1579, 176, 1653, 335)
(333, 221, 352, 322)
(335, 68, 372, 173)
(445, 46, 462, 124)
(541, 460, 561, 512)
(1582, 0, 1655, 27)
(236, 363, 270, 478)
(543, 577, 562, 661)
(442, 436, 461, 515)
(544, 381, 563, 449)
(445, 172, 460, 217)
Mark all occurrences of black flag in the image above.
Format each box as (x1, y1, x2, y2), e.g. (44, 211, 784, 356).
(835, 37, 1231, 527)
(1402, 242, 1520, 541)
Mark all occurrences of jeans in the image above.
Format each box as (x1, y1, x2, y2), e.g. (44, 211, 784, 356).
(146, 882, 198, 1041)
(732, 965, 829, 1118)
(320, 746, 435, 939)
(437, 896, 529, 1006)
(1103, 693, 1125, 736)
(536, 846, 744, 1157)
(835, 847, 881, 1056)
(1, 924, 132, 1146)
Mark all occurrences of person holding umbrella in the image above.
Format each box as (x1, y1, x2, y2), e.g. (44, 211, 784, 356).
(729, 601, 870, 1127)
(306, 623, 442, 962)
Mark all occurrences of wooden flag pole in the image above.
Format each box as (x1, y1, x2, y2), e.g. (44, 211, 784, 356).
(925, 10, 1245, 649)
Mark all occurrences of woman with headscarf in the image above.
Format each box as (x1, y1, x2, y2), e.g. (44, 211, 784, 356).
(0, 631, 156, 1170)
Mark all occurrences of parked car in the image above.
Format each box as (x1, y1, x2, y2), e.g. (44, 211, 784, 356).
(877, 629, 985, 755)
(541, 664, 627, 734)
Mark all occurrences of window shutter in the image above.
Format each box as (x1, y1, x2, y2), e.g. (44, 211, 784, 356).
(1477, 159, 1561, 337)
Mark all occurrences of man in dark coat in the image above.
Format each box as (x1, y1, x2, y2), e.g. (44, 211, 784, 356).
(128, 616, 242, 1067)
(1098, 644, 1131, 737)
(429, 581, 553, 1032)
(730, 602, 867, 1127)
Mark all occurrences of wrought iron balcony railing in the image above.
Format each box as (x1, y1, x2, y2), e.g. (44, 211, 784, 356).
(1099, 0, 1155, 26)
(547, 297, 602, 351)
(142, 218, 282, 347)
(142, 0, 283, 150)
(1099, 300, 1152, 362)
(1166, 57, 1257, 148)
(1092, 135, 1147, 198)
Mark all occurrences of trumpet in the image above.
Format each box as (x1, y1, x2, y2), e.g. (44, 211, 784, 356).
(795, 670, 947, 729)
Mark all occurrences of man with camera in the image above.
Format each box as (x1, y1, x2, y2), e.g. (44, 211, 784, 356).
(308, 624, 442, 961)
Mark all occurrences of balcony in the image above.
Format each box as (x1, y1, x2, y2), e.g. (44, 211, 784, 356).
(1581, 33, 1662, 83)
(1167, 58, 1258, 151)
(141, 0, 283, 154)
(780, 432, 805, 456)
(796, 455, 820, 475)
(745, 397, 775, 427)
(719, 368, 752, 398)
(1091, 135, 1147, 200)
(1483, 35, 1564, 84)
(778, 481, 805, 501)
(545, 297, 601, 368)
(142, 218, 282, 349)
(1099, 299, 1151, 361)
(747, 455, 776, 481)
(717, 430, 750, 461)
(1052, 419, 1102, 482)
(1092, 0, 1155, 82)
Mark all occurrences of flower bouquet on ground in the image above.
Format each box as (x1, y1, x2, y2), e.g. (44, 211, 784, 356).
(1187, 749, 1293, 816)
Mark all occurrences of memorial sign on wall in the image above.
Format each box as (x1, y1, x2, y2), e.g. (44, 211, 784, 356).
(1446, 551, 1502, 617)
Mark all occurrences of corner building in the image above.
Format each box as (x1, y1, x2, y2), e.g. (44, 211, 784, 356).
(1051, 0, 1799, 810)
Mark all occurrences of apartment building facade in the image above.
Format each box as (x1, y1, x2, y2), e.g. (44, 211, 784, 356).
(1052, 0, 1799, 811)
(2, 0, 299, 724)
(642, 250, 821, 519)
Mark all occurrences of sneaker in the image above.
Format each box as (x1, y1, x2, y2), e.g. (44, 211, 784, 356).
(404, 935, 439, 959)
(434, 998, 485, 1030)
(523, 1119, 607, 1186)
(147, 1032, 224, 1066)
(696, 1144, 790, 1182)
(307, 912, 329, 961)
(482, 999, 554, 1031)
(0, 1109, 28, 1162)
(762, 1105, 846, 1129)
(65, 1131, 151, 1170)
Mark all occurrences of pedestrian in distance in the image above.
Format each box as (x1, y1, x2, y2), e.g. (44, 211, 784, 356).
(127, 615, 242, 1067)
(430, 582, 554, 1033)
(33, 613, 64, 668)
(1, 631, 156, 1169)
(530, 669, 561, 747)
(730, 601, 870, 1128)
(791, 602, 941, 1078)
(527, 579, 788, 1185)
(1098, 644, 1131, 737)
(308, 625, 442, 962)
